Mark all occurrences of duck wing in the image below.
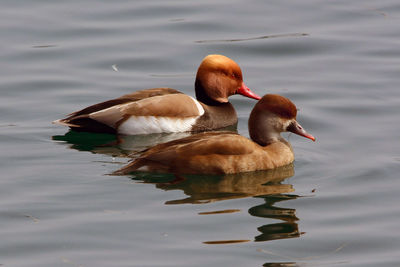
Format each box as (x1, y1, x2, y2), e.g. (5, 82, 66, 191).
(53, 88, 183, 133)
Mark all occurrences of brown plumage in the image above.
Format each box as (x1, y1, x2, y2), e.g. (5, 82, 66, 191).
(114, 94, 315, 175)
(254, 94, 297, 119)
(53, 55, 260, 135)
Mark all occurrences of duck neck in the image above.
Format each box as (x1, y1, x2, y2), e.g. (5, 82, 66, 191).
(195, 79, 223, 106)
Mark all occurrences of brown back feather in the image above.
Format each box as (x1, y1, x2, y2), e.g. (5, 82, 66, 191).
(57, 88, 182, 131)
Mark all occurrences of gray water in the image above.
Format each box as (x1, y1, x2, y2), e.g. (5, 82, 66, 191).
(1, 0, 400, 266)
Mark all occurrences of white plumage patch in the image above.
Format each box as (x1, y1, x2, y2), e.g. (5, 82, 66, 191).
(89, 95, 204, 135)
(118, 115, 200, 135)
(190, 96, 205, 116)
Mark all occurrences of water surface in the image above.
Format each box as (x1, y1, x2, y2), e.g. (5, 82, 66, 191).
(1, 0, 400, 266)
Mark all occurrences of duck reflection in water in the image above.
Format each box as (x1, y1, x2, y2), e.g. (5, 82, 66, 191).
(130, 163, 302, 244)
(250, 194, 302, 242)
(52, 131, 303, 244)
(52, 125, 236, 157)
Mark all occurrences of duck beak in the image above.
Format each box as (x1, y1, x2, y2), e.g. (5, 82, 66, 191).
(287, 121, 316, 141)
(237, 82, 261, 100)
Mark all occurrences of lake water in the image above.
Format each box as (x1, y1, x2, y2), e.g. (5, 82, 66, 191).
(1, 0, 400, 266)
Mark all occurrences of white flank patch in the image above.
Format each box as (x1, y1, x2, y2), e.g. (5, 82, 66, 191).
(189, 96, 205, 116)
(89, 94, 204, 135)
(118, 115, 200, 135)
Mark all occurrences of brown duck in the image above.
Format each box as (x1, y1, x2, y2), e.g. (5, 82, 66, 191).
(53, 55, 260, 134)
(115, 94, 315, 175)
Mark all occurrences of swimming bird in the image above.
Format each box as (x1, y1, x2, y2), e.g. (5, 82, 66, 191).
(114, 94, 315, 175)
(53, 55, 260, 135)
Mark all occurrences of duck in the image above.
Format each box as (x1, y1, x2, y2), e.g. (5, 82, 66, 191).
(114, 94, 315, 175)
(53, 54, 261, 135)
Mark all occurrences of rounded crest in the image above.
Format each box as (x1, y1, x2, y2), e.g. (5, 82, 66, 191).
(197, 54, 243, 78)
(195, 54, 244, 104)
(255, 94, 297, 119)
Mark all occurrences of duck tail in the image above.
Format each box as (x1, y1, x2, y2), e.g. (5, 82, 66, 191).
(112, 158, 145, 175)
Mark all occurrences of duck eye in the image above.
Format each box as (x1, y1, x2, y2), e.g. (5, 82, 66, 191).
(231, 73, 236, 78)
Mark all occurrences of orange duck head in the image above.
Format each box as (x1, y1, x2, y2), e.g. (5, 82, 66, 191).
(195, 54, 260, 105)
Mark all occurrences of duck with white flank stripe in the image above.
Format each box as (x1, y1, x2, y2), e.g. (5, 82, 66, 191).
(53, 55, 260, 135)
